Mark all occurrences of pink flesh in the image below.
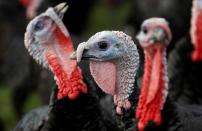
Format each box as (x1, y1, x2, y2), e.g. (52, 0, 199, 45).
(90, 61, 116, 95)
(147, 50, 162, 103)
(136, 46, 166, 131)
(46, 27, 87, 100)
(90, 58, 132, 114)
(191, 0, 202, 61)
(19, 0, 31, 7)
(19, 0, 42, 18)
(54, 27, 77, 77)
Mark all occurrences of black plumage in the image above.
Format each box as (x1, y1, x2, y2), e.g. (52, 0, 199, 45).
(168, 35, 202, 105)
(13, 75, 142, 131)
(143, 97, 202, 131)
(13, 77, 122, 131)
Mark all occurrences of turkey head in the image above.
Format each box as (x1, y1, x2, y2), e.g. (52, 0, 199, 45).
(71, 31, 140, 114)
(24, 3, 87, 100)
(136, 18, 172, 131)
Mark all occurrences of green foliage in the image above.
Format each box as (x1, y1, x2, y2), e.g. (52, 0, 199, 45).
(86, 1, 132, 35)
(24, 91, 43, 113)
(0, 86, 16, 131)
(0, 86, 43, 131)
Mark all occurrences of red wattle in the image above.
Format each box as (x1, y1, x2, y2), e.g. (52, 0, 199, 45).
(136, 47, 166, 130)
(55, 27, 75, 53)
(46, 27, 87, 100)
(192, 50, 202, 61)
(191, 2, 202, 61)
(136, 52, 152, 119)
(19, 0, 31, 7)
(47, 52, 87, 100)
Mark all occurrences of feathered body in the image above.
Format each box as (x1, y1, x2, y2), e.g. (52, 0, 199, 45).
(168, 35, 202, 104)
(14, 81, 121, 131)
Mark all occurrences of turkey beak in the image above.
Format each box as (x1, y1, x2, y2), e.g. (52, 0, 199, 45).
(70, 42, 97, 63)
(149, 28, 166, 44)
(54, 2, 68, 19)
(70, 49, 92, 63)
(70, 42, 86, 63)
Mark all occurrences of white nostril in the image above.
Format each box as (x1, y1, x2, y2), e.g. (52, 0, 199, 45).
(198, 0, 202, 9)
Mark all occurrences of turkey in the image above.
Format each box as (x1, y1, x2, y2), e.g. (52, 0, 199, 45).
(70, 31, 140, 130)
(72, 18, 202, 131)
(136, 17, 202, 131)
(14, 3, 120, 131)
(12, 0, 95, 119)
(168, 0, 202, 105)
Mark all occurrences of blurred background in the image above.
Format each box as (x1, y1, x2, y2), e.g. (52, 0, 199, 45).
(0, 0, 192, 130)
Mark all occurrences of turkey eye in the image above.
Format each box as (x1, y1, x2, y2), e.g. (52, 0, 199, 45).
(142, 27, 148, 34)
(98, 42, 108, 50)
(34, 21, 44, 31)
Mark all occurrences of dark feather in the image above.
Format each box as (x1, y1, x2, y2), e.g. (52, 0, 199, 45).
(168, 35, 202, 104)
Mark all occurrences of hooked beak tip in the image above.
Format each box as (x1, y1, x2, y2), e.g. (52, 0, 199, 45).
(69, 52, 81, 63)
(54, 2, 69, 19)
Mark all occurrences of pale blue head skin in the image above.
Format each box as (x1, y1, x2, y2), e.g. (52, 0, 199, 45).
(199, 0, 202, 9)
(79, 31, 128, 61)
(24, 3, 69, 67)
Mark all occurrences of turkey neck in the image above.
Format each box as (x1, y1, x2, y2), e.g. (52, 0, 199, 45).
(46, 27, 76, 76)
(89, 42, 139, 109)
(191, 0, 202, 61)
(137, 45, 168, 131)
(114, 45, 139, 102)
(46, 27, 87, 100)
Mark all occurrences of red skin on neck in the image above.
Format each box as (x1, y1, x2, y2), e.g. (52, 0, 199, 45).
(19, 0, 41, 18)
(19, 0, 31, 7)
(191, 1, 202, 61)
(46, 27, 87, 100)
(136, 45, 167, 131)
